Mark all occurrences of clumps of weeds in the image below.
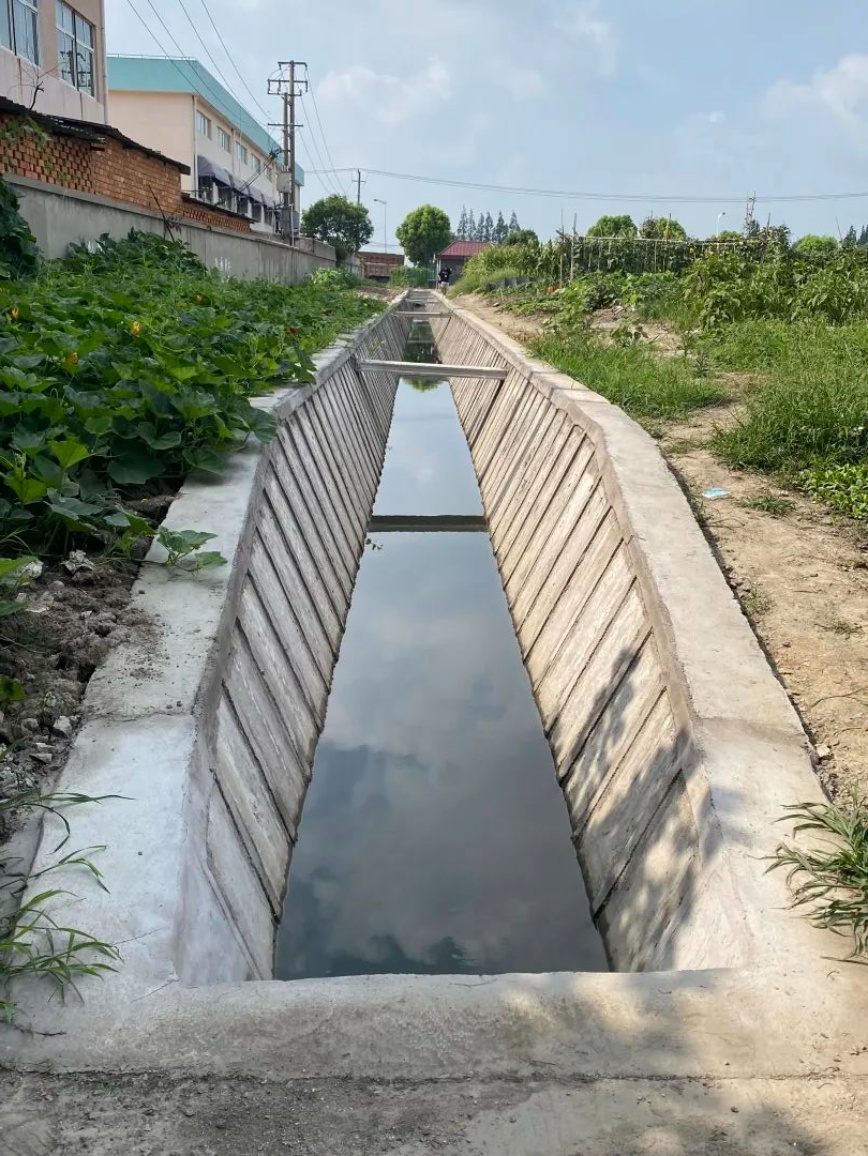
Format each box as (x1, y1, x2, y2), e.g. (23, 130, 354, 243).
(742, 584, 771, 618)
(1, 785, 121, 1018)
(739, 494, 796, 517)
(817, 616, 864, 638)
(770, 796, 868, 958)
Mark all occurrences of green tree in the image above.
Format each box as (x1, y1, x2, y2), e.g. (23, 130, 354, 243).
(396, 205, 452, 267)
(482, 212, 494, 242)
(858, 225, 868, 249)
(842, 226, 859, 251)
(503, 228, 539, 247)
(640, 215, 687, 240)
(587, 214, 637, 238)
(300, 195, 373, 262)
(492, 211, 508, 245)
(508, 211, 520, 234)
(467, 210, 477, 242)
(456, 205, 469, 240)
(793, 234, 839, 259)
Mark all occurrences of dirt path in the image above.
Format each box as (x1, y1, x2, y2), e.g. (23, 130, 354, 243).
(461, 297, 868, 802)
(456, 294, 547, 342)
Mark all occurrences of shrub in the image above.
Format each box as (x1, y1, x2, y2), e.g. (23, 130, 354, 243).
(0, 178, 39, 281)
(389, 266, 428, 288)
(0, 233, 381, 553)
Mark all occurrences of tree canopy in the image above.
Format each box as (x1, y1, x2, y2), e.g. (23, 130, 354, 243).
(396, 205, 452, 267)
(793, 235, 839, 258)
(503, 228, 539, 248)
(587, 214, 637, 238)
(300, 195, 373, 262)
(640, 216, 688, 241)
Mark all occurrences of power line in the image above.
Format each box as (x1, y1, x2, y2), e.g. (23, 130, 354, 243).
(195, 0, 274, 124)
(136, 0, 278, 149)
(175, 0, 252, 112)
(304, 67, 343, 188)
(298, 94, 342, 197)
(305, 166, 868, 206)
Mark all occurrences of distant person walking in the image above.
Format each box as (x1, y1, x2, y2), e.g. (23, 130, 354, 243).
(438, 265, 453, 292)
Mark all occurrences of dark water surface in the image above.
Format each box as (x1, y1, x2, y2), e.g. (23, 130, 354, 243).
(275, 382, 607, 978)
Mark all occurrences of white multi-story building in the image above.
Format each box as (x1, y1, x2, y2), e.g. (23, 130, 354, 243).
(107, 55, 303, 234)
(0, 0, 106, 121)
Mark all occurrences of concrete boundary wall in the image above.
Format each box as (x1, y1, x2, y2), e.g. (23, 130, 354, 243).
(7, 176, 339, 280)
(15, 304, 410, 1000)
(424, 292, 829, 972)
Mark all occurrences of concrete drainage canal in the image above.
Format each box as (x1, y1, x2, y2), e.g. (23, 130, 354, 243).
(3, 293, 867, 1147)
(277, 363, 606, 980)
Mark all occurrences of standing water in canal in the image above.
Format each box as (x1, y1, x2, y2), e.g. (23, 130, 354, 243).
(276, 379, 607, 978)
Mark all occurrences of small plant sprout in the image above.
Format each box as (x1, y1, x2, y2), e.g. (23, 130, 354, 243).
(770, 797, 868, 958)
(155, 528, 226, 571)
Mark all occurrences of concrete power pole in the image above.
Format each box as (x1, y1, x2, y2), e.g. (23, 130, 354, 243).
(268, 62, 308, 241)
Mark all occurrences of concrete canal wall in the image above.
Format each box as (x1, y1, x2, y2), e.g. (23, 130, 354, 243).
(427, 294, 828, 972)
(18, 305, 411, 997)
(5, 290, 831, 1040)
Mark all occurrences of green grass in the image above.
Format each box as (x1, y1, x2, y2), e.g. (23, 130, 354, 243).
(1, 787, 121, 1016)
(770, 797, 868, 957)
(530, 331, 726, 422)
(710, 322, 868, 477)
(739, 494, 796, 516)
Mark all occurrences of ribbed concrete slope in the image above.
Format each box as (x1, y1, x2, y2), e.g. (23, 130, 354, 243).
(430, 294, 829, 972)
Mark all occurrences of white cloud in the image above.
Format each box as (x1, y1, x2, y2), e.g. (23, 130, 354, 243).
(318, 58, 452, 127)
(487, 60, 547, 100)
(764, 54, 868, 124)
(554, 2, 617, 77)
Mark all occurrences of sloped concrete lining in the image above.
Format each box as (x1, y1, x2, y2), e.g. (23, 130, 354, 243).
(2, 290, 860, 1119)
(427, 292, 831, 972)
(11, 303, 412, 1001)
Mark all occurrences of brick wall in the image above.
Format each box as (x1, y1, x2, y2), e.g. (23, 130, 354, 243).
(0, 113, 251, 235)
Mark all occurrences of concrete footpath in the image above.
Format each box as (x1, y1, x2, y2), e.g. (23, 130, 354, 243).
(3, 1069, 865, 1156)
(3, 967, 868, 1154)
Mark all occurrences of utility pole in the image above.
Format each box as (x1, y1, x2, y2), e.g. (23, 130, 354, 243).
(268, 62, 308, 241)
(355, 169, 366, 204)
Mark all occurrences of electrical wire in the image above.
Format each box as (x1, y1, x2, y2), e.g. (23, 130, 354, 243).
(304, 67, 343, 187)
(174, 0, 253, 112)
(135, 0, 278, 150)
(304, 167, 868, 206)
(298, 94, 342, 198)
(195, 0, 274, 124)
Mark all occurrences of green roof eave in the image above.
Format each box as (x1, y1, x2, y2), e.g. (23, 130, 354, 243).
(107, 55, 304, 185)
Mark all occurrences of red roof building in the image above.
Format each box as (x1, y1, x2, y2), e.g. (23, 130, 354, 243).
(436, 240, 491, 279)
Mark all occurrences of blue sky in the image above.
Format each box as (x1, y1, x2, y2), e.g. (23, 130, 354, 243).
(108, 1, 868, 246)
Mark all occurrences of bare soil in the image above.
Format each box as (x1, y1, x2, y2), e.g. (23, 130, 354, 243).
(461, 296, 868, 802)
(0, 555, 153, 850)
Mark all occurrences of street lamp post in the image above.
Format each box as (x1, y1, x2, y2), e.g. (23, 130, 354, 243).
(717, 211, 727, 238)
(373, 198, 387, 258)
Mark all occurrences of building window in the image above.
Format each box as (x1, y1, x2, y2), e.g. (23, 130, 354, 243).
(235, 140, 248, 165)
(249, 202, 262, 223)
(217, 127, 230, 152)
(216, 185, 233, 211)
(196, 110, 211, 138)
(56, 2, 95, 95)
(1, 0, 40, 64)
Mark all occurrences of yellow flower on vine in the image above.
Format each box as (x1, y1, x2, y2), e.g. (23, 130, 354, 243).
(130, 320, 142, 336)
